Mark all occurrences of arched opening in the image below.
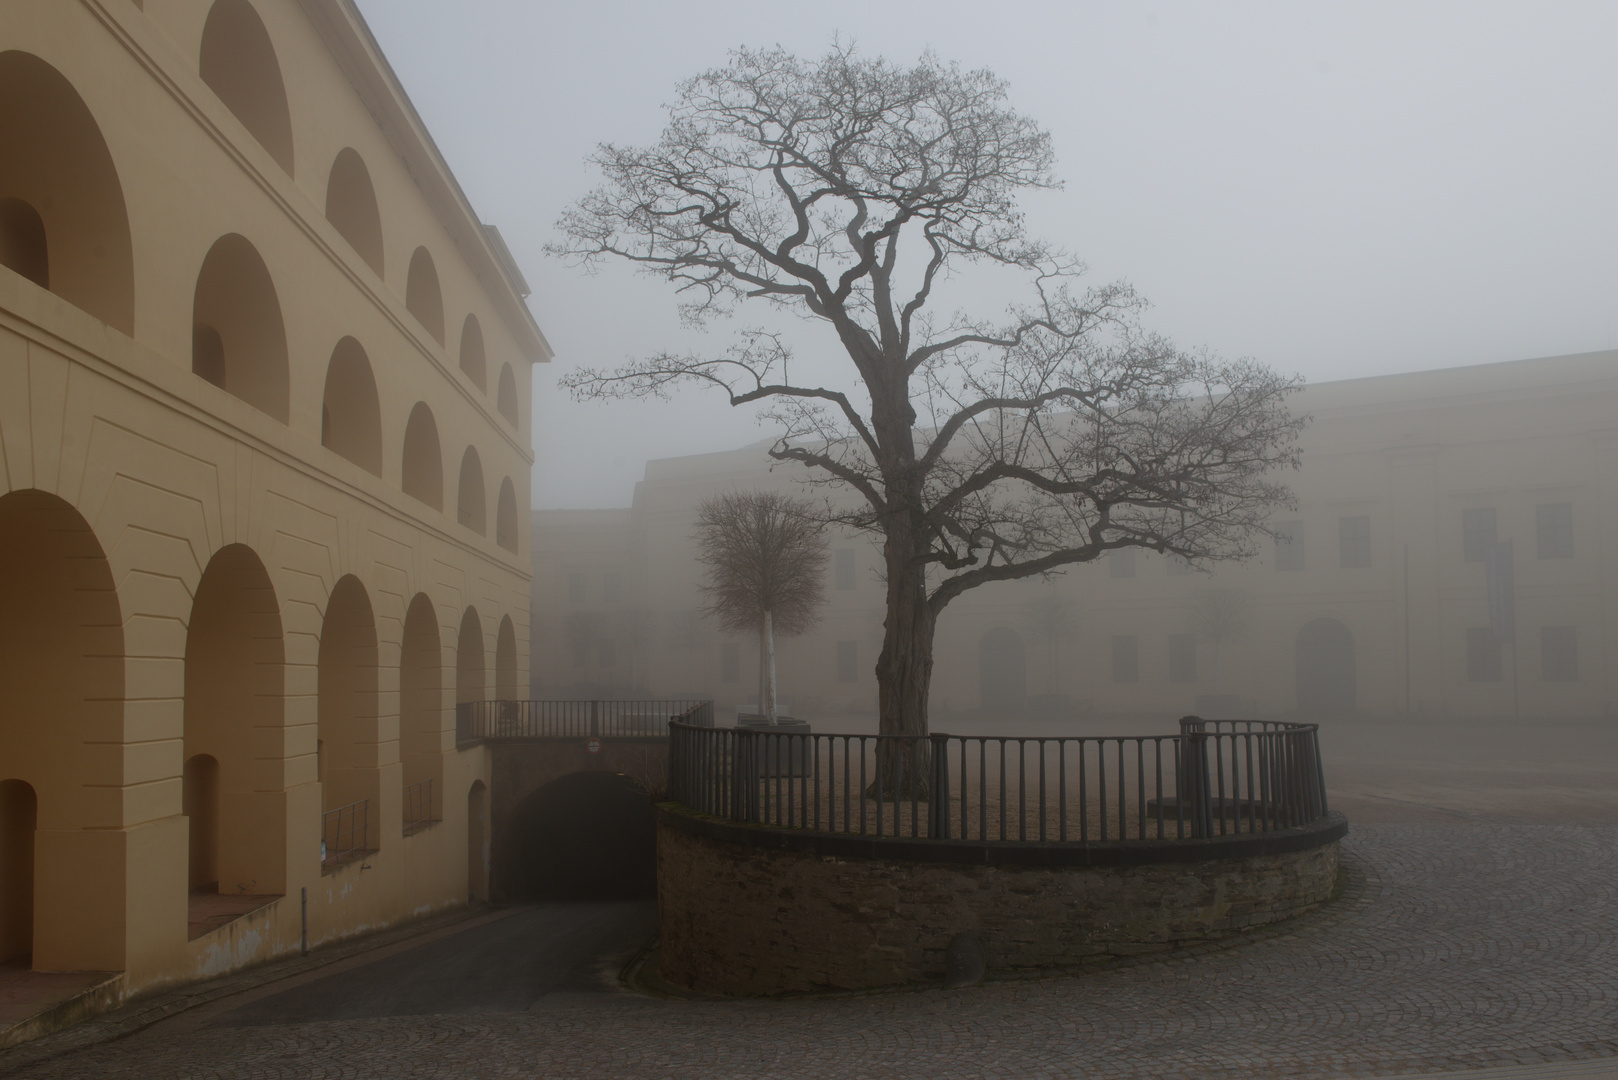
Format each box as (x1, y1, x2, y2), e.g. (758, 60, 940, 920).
(496, 363, 519, 428)
(497, 773, 654, 900)
(980, 626, 1027, 713)
(401, 402, 443, 511)
(457, 607, 485, 705)
(405, 246, 444, 346)
(320, 337, 382, 476)
(400, 594, 442, 831)
(200, 0, 294, 174)
(0, 780, 36, 965)
(456, 446, 486, 535)
(459, 314, 486, 391)
(184, 543, 286, 899)
(192, 233, 290, 422)
(495, 477, 518, 553)
(318, 576, 382, 857)
(1296, 617, 1357, 715)
(467, 780, 488, 902)
(496, 615, 518, 700)
(0, 490, 124, 972)
(324, 148, 382, 276)
(0, 51, 135, 332)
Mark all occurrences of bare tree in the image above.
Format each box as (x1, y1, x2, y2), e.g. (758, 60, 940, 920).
(1192, 588, 1250, 695)
(694, 491, 829, 723)
(554, 45, 1302, 773)
(1024, 590, 1079, 697)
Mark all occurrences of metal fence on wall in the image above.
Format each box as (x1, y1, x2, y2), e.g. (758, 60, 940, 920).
(457, 699, 715, 742)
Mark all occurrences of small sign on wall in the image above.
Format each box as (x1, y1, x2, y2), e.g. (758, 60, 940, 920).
(586, 737, 602, 755)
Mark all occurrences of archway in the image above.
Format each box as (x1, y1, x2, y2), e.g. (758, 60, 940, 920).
(979, 626, 1027, 713)
(318, 576, 382, 855)
(497, 773, 654, 900)
(320, 337, 382, 476)
(459, 314, 486, 391)
(200, 0, 294, 174)
(457, 446, 485, 535)
(406, 246, 444, 346)
(457, 607, 485, 705)
(496, 363, 519, 428)
(1295, 617, 1357, 715)
(401, 402, 443, 511)
(0, 50, 135, 332)
(184, 543, 286, 896)
(400, 594, 443, 830)
(0, 490, 125, 971)
(496, 615, 518, 700)
(467, 780, 488, 902)
(324, 148, 382, 275)
(495, 477, 518, 553)
(193, 233, 290, 422)
(0, 780, 36, 964)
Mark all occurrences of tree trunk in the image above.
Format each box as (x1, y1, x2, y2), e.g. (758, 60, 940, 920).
(763, 608, 778, 724)
(871, 522, 936, 799)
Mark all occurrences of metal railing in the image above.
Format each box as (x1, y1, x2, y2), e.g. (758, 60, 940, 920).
(403, 778, 435, 834)
(457, 699, 714, 742)
(321, 798, 371, 869)
(667, 716, 1329, 844)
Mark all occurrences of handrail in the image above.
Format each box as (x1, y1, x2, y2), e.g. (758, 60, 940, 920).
(321, 798, 372, 869)
(457, 699, 714, 742)
(403, 778, 435, 833)
(666, 717, 1330, 845)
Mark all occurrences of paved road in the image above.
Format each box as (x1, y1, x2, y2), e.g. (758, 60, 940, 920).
(7, 823, 1617, 1079)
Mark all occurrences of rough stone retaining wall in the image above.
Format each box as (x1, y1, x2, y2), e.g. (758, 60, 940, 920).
(657, 807, 1344, 995)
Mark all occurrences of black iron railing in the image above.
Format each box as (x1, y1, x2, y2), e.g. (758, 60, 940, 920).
(457, 699, 714, 742)
(403, 778, 435, 834)
(667, 716, 1329, 843)
(321, 798, 371, 869)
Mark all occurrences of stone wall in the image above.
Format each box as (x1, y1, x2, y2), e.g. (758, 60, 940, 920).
(657, 807, 1344, 995)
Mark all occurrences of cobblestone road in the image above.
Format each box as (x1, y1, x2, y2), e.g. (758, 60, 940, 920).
(7, 824, 1617, 1079)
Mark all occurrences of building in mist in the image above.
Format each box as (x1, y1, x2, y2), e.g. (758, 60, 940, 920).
(0, 1, 546, 997)
(533, 350, 1618, 723)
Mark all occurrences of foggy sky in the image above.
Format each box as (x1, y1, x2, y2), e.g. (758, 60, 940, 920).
(358, 1, 1618, 510)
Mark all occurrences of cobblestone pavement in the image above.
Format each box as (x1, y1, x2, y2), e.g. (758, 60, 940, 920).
(4, 823, 1615, 1079)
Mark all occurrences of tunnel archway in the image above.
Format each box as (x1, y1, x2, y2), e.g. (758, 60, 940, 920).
(497, 772, 655, 901)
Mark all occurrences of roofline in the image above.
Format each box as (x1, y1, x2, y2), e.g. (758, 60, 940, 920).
(296, 0, 553, 363)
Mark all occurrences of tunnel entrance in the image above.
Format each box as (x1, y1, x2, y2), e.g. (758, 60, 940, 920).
(498, 772, 655, 901)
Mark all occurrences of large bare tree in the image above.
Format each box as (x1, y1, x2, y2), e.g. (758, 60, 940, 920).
(554, 45, 1303, 762)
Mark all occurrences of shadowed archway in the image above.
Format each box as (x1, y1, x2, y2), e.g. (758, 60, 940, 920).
(496, 773, 654, 901)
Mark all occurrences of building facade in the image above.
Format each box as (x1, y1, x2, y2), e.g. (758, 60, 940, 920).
(533, 351, 1618, 724)
(1, 0, 545, 997)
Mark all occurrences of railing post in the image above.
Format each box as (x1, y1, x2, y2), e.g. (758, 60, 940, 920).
(732, 728, 760, 823)
(1178, 715, 1213, 839)
(928, 733, 950, 839)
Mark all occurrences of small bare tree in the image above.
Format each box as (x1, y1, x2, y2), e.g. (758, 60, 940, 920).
(694, 492, 829, 722)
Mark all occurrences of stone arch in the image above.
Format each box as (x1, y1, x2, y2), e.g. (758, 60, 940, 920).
(0, 51, 135, 333)
(496, 362, 519, 428)
(456, 606, 485, 705)
(496, 615, 518, 700)
(399, 593, 443, 826)
(979, 626, 1027, 713)
(318, 575, 382, 849)
(495, 477, 518, 553)
(200, 0, 294, 174)
(456, 445, 486, 535)
(405, 246, 444, 346)
(320, 336, 382, 476)
(458, 314, 486, 391)
(1295, 617, 1357, 715)
(497, 773, 654, 900)
(401, 402, 443, 511)
(324, 147, 382, 276)
(0, 490, 125, 971)
(192, 233, 290, 422)
(184, 543, 286, 896)
(467, 779, 488, 902)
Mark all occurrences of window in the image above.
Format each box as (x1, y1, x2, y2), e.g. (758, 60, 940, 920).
(836, 641, 857, 683)
(1537, 503, 1573, 559)
(720, 642, 741, 683)
(1168, 634, 1196, 683)
(1274, 520, 1304, 571)
(1466, 628, 1502, 682)
(597, 639, 616, 669)
(835, 549, 856, 591)
(1109, 549, 1136, 579)
(1111, 635, 1139, 682)
(1339, 516, 1371, 568)
(567, 573, 587, 604)
(1461, 508, 1496, 563)
(1166, 556, 1194, 577)
(1541, 626, 1578, 681)
(603, 573, 622, 604)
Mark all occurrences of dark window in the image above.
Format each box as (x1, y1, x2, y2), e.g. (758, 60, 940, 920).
(1541, 626, 1578, 681)
(1339, 516, 1371, 568)
(1109, 549, 1136, 579)
(603, 573, 622, 604)
(720, 642, 741, 683)
(1168, 634, 1195, 683)
(836, 641, 857, 683)
(1461, 508, 1496, 563)
(1466, 628, 1502, 682)
(597, 639, 616, 669)
(1112, 635, 1139, 683)
(1537, 503, 1573, 559)
(1166, 556, 1194, 577)
(835, 549, 856, 591)
(567, 573, 587, 604)
(1274, 520, 1304, 571)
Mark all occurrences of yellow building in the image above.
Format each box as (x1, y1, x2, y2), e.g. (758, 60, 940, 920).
(0, 0, 546, 999)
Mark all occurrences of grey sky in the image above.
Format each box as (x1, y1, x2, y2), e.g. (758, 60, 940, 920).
(358, 1, 1618, 510)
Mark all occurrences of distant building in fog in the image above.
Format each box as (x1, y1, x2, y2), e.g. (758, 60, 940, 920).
(533, 350, 1618, 721)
